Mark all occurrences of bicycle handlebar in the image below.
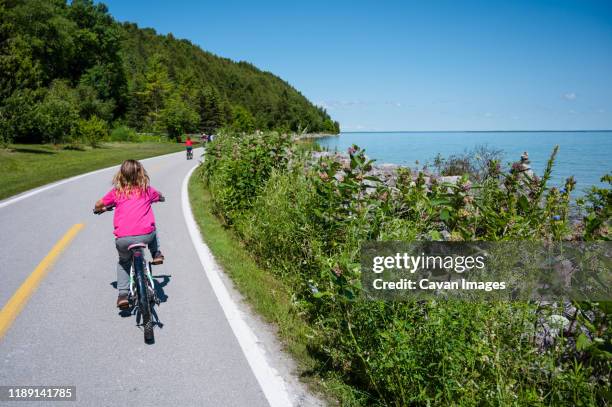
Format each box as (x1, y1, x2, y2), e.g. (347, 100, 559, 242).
(93, 205, 115, 215)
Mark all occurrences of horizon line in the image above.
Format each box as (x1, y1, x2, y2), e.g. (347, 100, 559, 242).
(339, 129, 612, 134)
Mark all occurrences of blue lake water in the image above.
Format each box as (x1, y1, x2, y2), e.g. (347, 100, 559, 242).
(317, 131, 612, 195)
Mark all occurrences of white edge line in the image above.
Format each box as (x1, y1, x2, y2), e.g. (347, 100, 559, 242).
(181, 164, 292, 407)
(0, 149, 187, 209)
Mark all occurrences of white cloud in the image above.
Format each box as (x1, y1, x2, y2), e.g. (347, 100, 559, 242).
(383, 101, 402, 107)
(563, 92, 577, 101)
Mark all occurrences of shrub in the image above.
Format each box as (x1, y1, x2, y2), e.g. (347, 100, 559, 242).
(433, 144, 504, 180)
(199, 132, 611, 406)
(202, 130, 292, 223)
(36, 80, 81, 145)
(135, 133, 168, 143)
(0, 88, 45, 144)
(78, 116, 108, 147)
(110, 125, 137, 142)
(579, 174, 611, 241)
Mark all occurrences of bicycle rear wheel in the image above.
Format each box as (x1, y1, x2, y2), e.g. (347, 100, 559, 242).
(134, 251, 154, 344)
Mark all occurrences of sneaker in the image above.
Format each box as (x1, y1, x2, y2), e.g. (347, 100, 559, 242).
(117, 293, 129, 309)
(151, 251, 164, 265)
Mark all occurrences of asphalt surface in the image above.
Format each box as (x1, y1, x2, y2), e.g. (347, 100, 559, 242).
(0, 148, 270, 406)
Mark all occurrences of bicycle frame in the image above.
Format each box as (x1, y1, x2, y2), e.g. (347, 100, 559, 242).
(129, 250, 155, 298)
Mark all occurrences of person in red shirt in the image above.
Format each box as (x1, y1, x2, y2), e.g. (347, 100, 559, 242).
(185, 136, 193, 159)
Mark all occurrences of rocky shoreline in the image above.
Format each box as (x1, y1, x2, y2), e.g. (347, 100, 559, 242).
(293, 132, 340, 141)
(308, 149, 584, 224)
(310, 150, 461, 188)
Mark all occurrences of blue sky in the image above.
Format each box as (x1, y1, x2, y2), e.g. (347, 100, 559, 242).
(100, 0, 612, 131)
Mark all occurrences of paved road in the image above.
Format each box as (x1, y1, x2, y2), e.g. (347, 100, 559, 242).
(0, 148, 270, 406)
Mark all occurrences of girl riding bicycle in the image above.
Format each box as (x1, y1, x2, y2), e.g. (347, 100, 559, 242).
(94, 160, 165, 309)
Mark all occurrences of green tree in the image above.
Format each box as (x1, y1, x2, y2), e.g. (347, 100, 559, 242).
(36, 80, 80, 144)
(76, 82, 115, 121)
(230, 105, 256, 133)
(0, 0, 339, 144)
(138, 54, 173, 131)
(160, 92, 199, 140)
(197, 85, 225, 133)
(125, 74, 149, 131)
(7, 0, 78, 84)
(0, 88, 44, 144)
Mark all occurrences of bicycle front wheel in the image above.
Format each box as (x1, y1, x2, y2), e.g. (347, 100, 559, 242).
(134, 255, 154, 344)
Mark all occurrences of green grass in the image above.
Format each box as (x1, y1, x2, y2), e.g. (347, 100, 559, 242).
(0, 142, 184, 200)
(188, 166, 359, 406)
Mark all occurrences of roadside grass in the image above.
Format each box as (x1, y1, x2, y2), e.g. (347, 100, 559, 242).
(0, 142, 183, 200)
(188, 166, 359, 406)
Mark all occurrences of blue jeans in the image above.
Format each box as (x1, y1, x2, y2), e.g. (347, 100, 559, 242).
(115, 230, 159, 294)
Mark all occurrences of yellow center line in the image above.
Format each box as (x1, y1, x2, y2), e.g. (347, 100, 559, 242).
(0, 223, 84, 340)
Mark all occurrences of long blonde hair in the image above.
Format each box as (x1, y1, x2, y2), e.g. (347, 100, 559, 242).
(112, 160, 149, 197)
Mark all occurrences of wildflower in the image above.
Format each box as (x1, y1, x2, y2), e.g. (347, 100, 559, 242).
(461, 181, 472, 192)
(565, 176, 576, 192)
(552, 215, 561, 221)
(319, 172, 329, 181)
(511, 162, 522, 172)
(347, 145, 357, 155)
(488, 160, 501, 176)
(463, 195, 474, 205)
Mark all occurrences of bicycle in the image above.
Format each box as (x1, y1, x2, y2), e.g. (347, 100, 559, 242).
(93, 196, 165, 344)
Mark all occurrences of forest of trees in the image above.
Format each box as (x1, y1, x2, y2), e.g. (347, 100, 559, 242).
(0, 0, 340, 145)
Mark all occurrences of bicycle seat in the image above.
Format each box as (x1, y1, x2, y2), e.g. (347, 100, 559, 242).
(127, 243, 147, 251)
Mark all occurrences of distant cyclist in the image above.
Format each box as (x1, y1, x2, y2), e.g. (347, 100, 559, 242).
(185, 136, 193, 159)
(94, 160, 165, 309)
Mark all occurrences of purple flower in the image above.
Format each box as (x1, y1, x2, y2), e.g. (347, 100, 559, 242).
(552, 215, 561, 221)
(461, 181, 472, 192)
(347, 145, 357, 155)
